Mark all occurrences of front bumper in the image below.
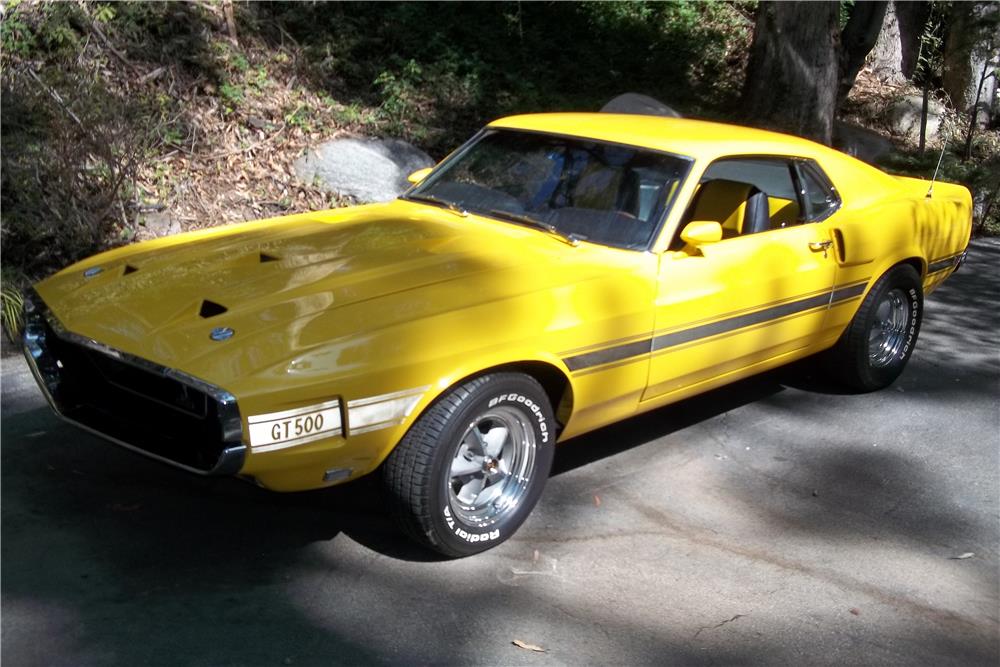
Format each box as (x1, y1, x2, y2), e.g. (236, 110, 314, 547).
(22, 292, 246, 475)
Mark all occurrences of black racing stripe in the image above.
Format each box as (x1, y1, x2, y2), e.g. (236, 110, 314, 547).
(650, 291, 831, 352)
(564, 279, 870, 373)
(830, 281, 868, 302)
(564, 338, 651, 372)
(927, 255, 959, 274)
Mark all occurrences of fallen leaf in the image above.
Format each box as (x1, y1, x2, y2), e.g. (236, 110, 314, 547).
(594, 495, 601, 507)
(512, 640, 546, 653)
(950, 552, 974, 560)
(849, 608, 861, 616)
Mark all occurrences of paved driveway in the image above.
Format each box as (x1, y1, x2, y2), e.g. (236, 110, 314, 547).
(3, 239, 997, 666)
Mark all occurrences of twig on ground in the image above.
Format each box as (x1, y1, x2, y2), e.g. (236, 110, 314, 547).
(87, 20, 136, 72)
(26, 69, 85, 130)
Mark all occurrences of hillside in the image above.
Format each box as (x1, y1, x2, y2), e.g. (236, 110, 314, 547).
(1, 1, 997, 303)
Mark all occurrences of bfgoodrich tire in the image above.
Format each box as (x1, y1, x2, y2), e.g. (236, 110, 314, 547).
(382, 373, 555, 557)
(831, 264, 923, 391)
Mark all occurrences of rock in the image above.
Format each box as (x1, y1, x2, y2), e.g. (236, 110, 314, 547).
(885, 94, 945, 143)
(139, 211, 182, 239)
(833, 121, 895, 164)
(600, 93, 682, 118)
(293, 137, 434, 203)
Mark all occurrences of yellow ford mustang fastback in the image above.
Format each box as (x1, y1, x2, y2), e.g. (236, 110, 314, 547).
(24, 113, 972, 556)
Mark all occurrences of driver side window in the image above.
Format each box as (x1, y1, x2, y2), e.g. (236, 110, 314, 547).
(696, 158, 802, 232)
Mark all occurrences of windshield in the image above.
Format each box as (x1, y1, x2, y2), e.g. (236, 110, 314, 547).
(406, 129, 691, 250)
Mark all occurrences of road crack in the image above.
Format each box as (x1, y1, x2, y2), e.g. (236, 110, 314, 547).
(693, 613, 746, 638)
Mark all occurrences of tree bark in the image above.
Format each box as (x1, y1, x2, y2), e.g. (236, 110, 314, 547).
(895, 1, 931, 79)
(943, 1, 998, 125)
(838, 1, 888, 107)
(867, 1, 906, 85)
(742, 1, 840, 145)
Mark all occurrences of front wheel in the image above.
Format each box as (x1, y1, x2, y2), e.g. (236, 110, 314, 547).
(830, 264, 923, 391)
(382, 373, 555, 557)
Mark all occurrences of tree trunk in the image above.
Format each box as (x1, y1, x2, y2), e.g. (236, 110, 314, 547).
(838, 1, 888, 107)
(867, 1, 906, 85)
(895, 1, 931, 79)
(742, 1, 840, 145)
(943, 1, 999, 126)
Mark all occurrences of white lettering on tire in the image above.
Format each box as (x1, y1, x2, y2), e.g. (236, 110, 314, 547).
(487, 393, 550, 443)
(442, 506, 501, 542)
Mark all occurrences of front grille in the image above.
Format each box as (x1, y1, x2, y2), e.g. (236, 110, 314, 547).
(23, 295, 245, 475)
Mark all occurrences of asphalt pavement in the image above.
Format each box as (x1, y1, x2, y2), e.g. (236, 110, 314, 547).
(2, 239, 998, 666)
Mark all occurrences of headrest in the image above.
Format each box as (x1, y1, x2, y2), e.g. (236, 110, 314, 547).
(689, 179, 755, 232)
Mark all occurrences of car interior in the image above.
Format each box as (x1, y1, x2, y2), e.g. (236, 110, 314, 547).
(672, 158, 809, 250)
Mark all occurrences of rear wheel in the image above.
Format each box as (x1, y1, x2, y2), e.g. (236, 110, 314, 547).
(382, 373, 555, 557)
(831, 264, 923, 391)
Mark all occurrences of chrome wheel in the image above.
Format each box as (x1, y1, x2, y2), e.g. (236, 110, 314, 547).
(448, 406, 536, 528)
(868, 288, 910, 368)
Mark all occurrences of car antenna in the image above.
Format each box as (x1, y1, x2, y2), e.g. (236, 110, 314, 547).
(926, 140, 948, 199)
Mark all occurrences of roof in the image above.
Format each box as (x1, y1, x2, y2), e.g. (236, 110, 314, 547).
(488, 112, 901, 211)
(488, 113, 836, 162)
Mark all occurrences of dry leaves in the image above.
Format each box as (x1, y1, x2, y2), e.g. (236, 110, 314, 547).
(512, 639, 546, 653)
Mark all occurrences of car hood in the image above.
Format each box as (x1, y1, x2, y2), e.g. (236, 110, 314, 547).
(35, 201, 602, 386)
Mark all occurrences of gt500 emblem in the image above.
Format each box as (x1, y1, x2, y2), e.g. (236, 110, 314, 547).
(248, 399, 343, 452)
(488, 393, 549, 442)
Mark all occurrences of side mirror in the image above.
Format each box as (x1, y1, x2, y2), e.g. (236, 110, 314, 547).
(680, 220, 723, 247)
(407, 167, 433, 184)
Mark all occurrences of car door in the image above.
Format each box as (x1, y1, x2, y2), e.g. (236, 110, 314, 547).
(642, 156, 841, 402)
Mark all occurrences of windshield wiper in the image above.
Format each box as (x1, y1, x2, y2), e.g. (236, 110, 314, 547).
(487, 209, 581, 247)
(403, 193, 468, 217)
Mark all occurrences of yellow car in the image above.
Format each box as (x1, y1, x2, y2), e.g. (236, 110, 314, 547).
(23, 113, 972, 556)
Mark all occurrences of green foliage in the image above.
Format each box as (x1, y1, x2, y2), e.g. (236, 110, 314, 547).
(231, 52, 250, 73)
(0, 3, 37, 58)
(0, 1, 84, 61)
(374, 59, 424, 134)
(914, 2, 946, 85)
(283, 104, 311, 129)
(268, 1, 753, 151)
(93, 4, 116, 24)
(219, 81, 244, 109)
(2, 61, 156, 277)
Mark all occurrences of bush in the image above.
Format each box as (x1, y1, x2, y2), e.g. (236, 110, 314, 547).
(1, 65, 153, 277)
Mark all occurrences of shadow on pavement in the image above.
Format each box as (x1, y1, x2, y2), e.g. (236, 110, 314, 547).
(2, 241, 996, 664)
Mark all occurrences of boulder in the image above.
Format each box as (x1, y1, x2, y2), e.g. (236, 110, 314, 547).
(294, 137, 434, 203)
(600, 93, 682, 118)
(138, 210, 182, 239)
(833, 121, 895, 164)
(886, 94, 945, 143)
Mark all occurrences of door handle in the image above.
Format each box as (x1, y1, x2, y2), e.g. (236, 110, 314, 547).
(809, 240, 833, 252)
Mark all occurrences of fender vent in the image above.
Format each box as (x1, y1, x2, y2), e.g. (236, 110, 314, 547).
(123, 265, 139, 275)
(199, 300, 228, 318)
(259, 252, 279, 263)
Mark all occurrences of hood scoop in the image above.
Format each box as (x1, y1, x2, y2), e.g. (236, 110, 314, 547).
(199, 300, 228, 318)
(123, 264, 139, 275)
(259, 252, 280, 263)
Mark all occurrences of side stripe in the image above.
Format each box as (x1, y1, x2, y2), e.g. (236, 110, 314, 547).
(927, 253, 962, 275)
(563, 280, 868, 372)
(563, 338, 651, 372)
